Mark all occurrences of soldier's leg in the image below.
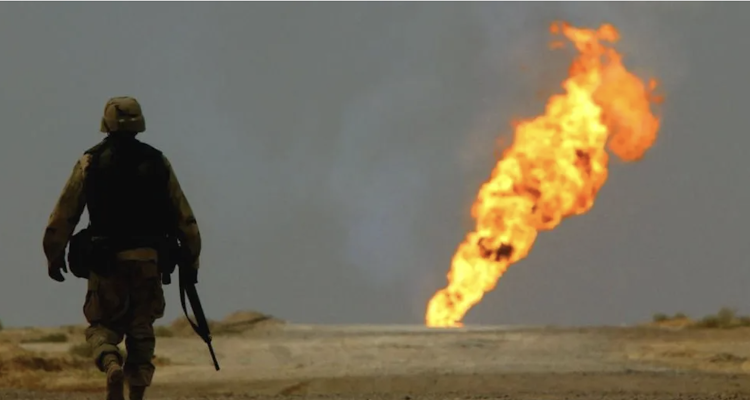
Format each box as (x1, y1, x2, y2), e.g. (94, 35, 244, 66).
(121, 259, 165, 399)
(123, 323, 155, 400)
(84, 324, 125, 370)
(83, 269, 131, 400)
(82, 268, 131, 366)
(85, 324, 125, 400)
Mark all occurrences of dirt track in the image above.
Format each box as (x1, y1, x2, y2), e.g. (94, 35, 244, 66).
(3, 372, 750, 400)
(4, 324, 750, 399)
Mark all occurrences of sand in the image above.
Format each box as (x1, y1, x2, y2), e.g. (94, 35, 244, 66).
(3, 319, 750, 399)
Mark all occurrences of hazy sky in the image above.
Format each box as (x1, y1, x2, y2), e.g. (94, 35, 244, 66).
(1, 2, 740, 328)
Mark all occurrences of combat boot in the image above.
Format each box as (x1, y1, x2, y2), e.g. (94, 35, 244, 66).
(128, 385, 146, 400)
(103, 354, 124, 400)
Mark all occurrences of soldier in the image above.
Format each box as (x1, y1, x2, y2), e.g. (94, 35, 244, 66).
(42, 96, 202, 400)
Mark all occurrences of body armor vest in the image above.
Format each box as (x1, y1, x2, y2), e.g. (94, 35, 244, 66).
(83, 136, 171, 249)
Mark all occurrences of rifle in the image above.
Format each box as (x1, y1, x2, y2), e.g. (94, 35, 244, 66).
(166, 237, 219, 371)
(178, 267, 220, 371)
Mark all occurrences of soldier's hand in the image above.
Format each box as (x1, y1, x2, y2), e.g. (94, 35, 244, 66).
(48, 258, 67, 282)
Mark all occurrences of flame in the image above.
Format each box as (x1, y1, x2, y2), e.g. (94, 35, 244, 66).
(425, 21, 662, 328)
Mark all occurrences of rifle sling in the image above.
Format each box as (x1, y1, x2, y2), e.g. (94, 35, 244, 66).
(178, 279, 208, 339)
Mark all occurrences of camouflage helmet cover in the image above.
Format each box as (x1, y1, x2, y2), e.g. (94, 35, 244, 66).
(99, 96, 146, 133)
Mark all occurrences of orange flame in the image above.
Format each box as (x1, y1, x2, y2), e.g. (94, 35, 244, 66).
(425, 21, 662, 328)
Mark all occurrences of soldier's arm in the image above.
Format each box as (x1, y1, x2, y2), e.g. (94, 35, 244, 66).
(163, 155, 202, 270)
(42, 154, 89, 267)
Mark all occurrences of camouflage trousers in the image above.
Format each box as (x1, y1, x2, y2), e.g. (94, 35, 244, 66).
(82, 251, 165, 387)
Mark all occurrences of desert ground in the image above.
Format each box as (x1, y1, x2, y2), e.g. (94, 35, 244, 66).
(3, 310, 750, 400)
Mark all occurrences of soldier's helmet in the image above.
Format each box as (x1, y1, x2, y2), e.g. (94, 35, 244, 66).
(99, 96, 146, 134)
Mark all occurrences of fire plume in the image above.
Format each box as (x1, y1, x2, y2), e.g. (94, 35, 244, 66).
(425, 22, 662, 328)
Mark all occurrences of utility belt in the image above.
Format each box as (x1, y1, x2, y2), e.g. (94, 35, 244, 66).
(67, 228, 181, 284)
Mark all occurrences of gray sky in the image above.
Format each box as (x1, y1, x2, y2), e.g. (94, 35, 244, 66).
(0, 2, 739, 328)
